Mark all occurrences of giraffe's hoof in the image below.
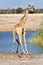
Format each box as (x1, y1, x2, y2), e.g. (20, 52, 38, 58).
(12, 50, 14, 53)
(23, 51, 26, 54)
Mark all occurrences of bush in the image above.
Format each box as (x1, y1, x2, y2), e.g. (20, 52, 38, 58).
(16, 7, 23, 13)
(29, 29, 43, 45)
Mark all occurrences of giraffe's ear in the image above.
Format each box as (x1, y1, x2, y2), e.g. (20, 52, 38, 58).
(28, 5, 30, 7)
(26, 5, 29, 10)
(27, 5, 30, 9)
(26, 8, 28, 10)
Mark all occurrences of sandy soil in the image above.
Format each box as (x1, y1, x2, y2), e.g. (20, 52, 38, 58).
(0, 53, 43, 60)
(0, 53, 43, 65)
(0, 14, 43, 32)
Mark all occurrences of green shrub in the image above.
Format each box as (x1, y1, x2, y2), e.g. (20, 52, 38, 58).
(29, 29, 43, 45)
(16, 7, 23, 13)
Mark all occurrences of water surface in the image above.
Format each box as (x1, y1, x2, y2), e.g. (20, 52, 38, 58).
(0, 31, 43, 54)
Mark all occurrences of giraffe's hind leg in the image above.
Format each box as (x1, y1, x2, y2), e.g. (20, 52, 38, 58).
(24, 31, 28, 53)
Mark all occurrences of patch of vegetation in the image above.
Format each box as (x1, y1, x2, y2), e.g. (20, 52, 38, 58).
(29, 29, 43, 45)
(0, 5, 43, 14)
(16, 7, 23, 14)
(40, 21, 43, 25)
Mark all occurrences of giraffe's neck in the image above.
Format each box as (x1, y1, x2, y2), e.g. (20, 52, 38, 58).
(25, 9, 28, 20)
(20, 9, 28, 24)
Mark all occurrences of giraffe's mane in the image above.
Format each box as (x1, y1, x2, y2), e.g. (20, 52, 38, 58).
(20, 15, 25, 20)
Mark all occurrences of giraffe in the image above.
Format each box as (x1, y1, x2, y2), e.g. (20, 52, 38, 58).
(12, 6, 29, 53)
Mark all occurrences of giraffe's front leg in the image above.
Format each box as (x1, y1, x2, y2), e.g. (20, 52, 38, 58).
(12, 32, 16, 53)
(19, 35, 25, 53)
(24, 30, 28, 54)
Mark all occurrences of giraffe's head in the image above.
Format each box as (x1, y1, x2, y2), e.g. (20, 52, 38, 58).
(26, 5, 34, 11)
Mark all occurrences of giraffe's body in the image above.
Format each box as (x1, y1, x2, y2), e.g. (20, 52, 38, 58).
(13, 20, 25, 36)
(12, 6, 29, 53)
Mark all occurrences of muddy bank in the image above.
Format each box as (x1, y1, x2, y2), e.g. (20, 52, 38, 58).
(0, 53, 43, 60)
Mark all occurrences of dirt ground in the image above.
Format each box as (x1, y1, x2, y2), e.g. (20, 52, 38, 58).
(0, 53, 43, 65)
(0, 14, 43, 32)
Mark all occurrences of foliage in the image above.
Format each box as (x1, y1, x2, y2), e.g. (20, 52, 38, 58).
(0, 8, 15, 14)
(16, 7, 23, 13)
(29, 29, 43, 45)
(6, 8, 15, 14)
(0, 5, 43, 14)
(40, 21, 43, 26)
(35, 9, 43, 13)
